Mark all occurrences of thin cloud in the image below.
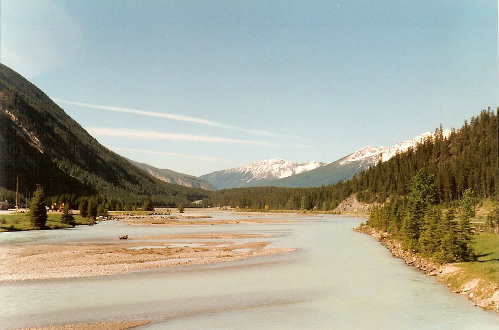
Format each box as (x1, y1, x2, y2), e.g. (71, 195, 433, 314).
(87, 127, 268, 145)
(55, 98, 299, 139)
(113, 147, 238, 165)
(54, 99, 218, 126)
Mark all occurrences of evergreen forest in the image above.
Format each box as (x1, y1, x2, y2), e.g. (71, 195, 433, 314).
(207, 108, 498, 211)
(207, 108, 498, 263)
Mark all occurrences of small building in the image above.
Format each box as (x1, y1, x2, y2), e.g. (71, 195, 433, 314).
(0, 200, 9, 210)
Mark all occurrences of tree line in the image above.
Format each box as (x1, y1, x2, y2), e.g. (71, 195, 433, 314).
(22, 108, 499, 247)
(27, 188, 158, 229)
(367, 171, 477, 263)
(208, 108, 498, 210)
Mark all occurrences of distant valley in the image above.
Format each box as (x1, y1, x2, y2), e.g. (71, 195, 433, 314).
(129, 160, 214, 190)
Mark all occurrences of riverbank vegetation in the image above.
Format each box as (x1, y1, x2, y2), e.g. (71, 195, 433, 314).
(0, 212, 91, 231)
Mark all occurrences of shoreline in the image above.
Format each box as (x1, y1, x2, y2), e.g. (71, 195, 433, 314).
(355, 224, 499, 314)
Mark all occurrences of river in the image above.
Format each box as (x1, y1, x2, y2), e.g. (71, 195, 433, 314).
(0, 212, 498, 329)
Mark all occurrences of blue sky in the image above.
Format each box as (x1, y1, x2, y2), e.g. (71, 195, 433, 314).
(1, 0, 497, 176)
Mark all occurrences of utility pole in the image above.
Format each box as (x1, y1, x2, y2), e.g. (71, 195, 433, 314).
(15, 176, 19, 218)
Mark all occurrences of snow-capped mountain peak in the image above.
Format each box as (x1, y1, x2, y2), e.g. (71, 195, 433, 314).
(340, 145, 383, 164)
(201, 129, 452, 190)
(226, 158, 325, 181)
(340, 130, 451, 165)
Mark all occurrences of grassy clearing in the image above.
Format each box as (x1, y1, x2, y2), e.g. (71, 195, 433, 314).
(464, 232, 499, 283)
(442, 232, 499, 306)
(0, 212, 92, 231)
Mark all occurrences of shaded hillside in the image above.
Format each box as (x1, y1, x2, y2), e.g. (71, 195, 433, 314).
(130, 160, 214, 190)
(0, 64, 207, 204)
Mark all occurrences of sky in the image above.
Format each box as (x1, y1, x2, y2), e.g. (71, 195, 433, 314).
(1, 0, 497, 176)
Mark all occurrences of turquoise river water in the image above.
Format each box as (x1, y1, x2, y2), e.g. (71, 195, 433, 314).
(0, 212, 498, 329)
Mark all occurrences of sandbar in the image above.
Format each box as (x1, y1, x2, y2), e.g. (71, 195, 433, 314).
(0, 232, 294, 281)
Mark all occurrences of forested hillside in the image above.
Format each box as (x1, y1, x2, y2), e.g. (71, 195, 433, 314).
(0, 64, 208, 205)
(362, 108, 498, 263)
(208, 108, 498, 210)
(352, 109, 497, 203)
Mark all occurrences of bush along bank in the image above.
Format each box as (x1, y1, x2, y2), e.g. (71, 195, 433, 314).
(355, 224, 499, 313)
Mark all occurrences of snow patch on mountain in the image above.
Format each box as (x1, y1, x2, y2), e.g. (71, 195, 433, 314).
(339, 130, 451, 165)
(226, 159, 325, 181)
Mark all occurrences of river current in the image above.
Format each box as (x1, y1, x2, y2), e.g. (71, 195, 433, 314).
(0, 212, 498, 329)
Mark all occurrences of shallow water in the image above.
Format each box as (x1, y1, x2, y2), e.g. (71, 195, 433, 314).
(0, 213, 498, 329)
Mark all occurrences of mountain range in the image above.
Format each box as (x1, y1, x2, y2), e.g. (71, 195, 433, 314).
(199, 159, 324, 189)
(200, 131, 449, 190)
(0, 62, 451, 201)
(0, 64, 207, 204)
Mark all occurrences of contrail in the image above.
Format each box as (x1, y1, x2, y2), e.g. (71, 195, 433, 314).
(86, 127, 268, 146)
(54, 98, 300, 140)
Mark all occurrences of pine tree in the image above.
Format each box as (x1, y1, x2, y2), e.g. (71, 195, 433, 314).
(124, 201, 133, 211)
(87, 197, 98, 219)
(485, 206, 498, 232)
(142, 196, 154, 211)
(456, 189, 475, 261)
(78, 198, 88, 218)
(97, 202, 108, 217)
(403, 170, 438, 249)
(418, 207, 440, 257)
(61, 202, 76, 227)
(29, 187, 47, 229)
(300, 195, 312, 210)
(434, 208, 458, 263)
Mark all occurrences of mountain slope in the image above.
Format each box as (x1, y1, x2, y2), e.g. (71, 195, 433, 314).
(129, 160, 214, 190)
(200, 159, 325, 189)
(0, 64, 207, 204)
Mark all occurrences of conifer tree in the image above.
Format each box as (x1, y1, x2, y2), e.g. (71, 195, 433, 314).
(403, 170, 438, 248)
(87, 197, 98, 219)
(456, 189, 475, 261)
(61, 202, 76, 227)
(142, 196, 154, 211)
(300, 195, 312, 210)
(434, 209, 458, 263)
(78, 198, 88, 218)
(485, 206, 498, 232)
(29, 187, 47, 229)
(97, 202, 108, 217)
(418, 208, 440, 257)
